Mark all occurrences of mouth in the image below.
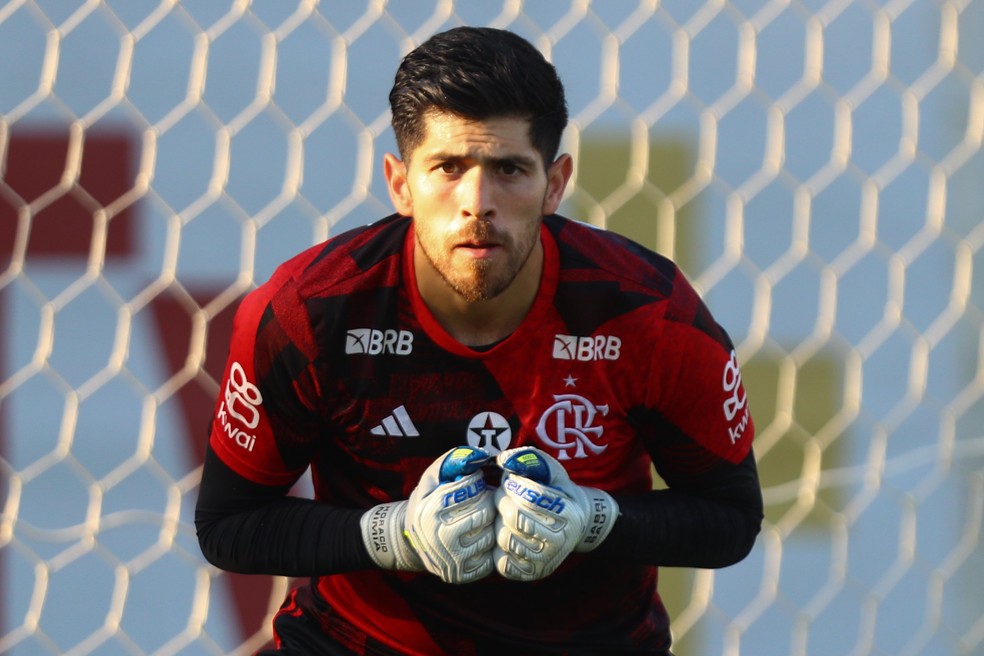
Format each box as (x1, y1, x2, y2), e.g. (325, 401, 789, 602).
(454, 233, 501, 256)
(455, 241, 501, 258)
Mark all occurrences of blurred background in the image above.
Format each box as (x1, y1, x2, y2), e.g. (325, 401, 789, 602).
(1, 1, 983, 654)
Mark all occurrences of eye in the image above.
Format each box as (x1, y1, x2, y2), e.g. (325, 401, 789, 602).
(438, 161, 460, 174)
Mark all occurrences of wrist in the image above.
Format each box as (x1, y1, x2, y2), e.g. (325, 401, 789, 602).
(575, 488, 619, 552)
(360, 501, 424, 571)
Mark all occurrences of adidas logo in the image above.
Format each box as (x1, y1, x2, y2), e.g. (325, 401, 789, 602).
(370, 405, 419, 437)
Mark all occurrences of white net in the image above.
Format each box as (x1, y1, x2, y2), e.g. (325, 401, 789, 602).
(1, 1, 982, 654)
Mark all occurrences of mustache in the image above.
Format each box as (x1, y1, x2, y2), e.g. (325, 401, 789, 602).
(456, 221, 505, 244)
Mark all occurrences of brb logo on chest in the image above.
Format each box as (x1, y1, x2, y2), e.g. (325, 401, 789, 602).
(345, 328, 413, 355)
(217, 361, 263, 452)
(552, 334, 621, 361)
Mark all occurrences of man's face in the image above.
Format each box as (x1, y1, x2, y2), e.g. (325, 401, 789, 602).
(385, 112, 570, 303)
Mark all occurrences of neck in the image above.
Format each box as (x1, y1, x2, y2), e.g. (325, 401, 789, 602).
(415, 241, 543, 347)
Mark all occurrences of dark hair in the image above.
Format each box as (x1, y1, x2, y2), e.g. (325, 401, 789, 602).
(389, 26, 568, 166)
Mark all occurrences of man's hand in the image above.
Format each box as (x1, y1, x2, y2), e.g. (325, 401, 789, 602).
(361, 446, 495, 583)
(494, 446, 619, 581)
(406, 445, 496, 583)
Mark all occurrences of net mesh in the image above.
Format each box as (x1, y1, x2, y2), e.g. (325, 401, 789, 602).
(1, 1, 983, 654)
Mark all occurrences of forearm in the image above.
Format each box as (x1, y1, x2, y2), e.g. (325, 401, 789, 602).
(601, 452, 764, 568)
(195, 446, 373, 576)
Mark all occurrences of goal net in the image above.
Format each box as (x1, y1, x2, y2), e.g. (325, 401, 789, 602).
(1, 1, 982, 654)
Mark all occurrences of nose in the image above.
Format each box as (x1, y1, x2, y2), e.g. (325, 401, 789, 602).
(458, 166, 496, 221)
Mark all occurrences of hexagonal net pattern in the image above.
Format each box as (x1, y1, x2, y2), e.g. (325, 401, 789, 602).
(1, 1, 982, 655)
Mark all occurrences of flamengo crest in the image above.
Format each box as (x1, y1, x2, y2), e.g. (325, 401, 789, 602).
(536, 393, 609, 460)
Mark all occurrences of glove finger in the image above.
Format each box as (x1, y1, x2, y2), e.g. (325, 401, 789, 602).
(498, 445, 580, 486)
(495, 514, 545, 556)
(463, 550, 494, 580)
(497, 446, 552, 483)
(459, 524, 495, 557)
(496, 494, 561, 544)
(494, 546, 535, 581)
(417, 445, 492, 498)
(439, 445, 492, 481)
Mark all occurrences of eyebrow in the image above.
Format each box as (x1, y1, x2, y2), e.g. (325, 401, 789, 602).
(423, 151, 539, 170)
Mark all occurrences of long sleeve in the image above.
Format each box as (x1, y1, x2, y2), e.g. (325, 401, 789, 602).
(195, 444, 374, 576)
(601, 450, 763, 568)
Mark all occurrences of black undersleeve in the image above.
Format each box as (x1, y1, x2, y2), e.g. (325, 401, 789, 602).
(600, 450, 764, 568)
(196, 444, 763, 576)
(195, 445, 374, 576)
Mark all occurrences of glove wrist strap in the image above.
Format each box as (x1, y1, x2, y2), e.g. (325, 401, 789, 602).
(360, 501, 423, 571)
(577, 490, 620, 552)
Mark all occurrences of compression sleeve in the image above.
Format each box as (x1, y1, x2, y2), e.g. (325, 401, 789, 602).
(195, 444, 374, 576)
(599, 450, 763, 568)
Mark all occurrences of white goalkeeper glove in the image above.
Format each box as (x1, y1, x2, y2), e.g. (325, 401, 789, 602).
(361, 446, 495, 583)
(494, 446, 619, 582)
(405, 445, 496, 583)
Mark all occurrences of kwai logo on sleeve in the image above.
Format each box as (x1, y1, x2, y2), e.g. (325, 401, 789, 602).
(722, 350, 750, 445)
(216, 361, 263, 452)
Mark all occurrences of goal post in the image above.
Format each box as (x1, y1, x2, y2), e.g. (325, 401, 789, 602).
(1, 2, 983, 655)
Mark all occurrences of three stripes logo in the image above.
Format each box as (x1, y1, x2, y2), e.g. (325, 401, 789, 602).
(370, 405, 420, 437)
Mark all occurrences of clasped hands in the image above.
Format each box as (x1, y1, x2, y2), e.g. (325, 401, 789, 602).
(360, 445, 619, 584)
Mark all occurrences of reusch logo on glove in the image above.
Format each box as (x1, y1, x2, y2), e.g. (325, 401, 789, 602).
(442, 478, 487, 507)
(504, 479, 566, 514)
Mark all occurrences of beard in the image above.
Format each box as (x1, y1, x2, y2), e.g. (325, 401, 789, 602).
(417, 218, 540, 303)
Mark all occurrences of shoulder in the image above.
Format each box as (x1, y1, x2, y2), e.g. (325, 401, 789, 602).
(544, 213, 698, 313)
(248, 214, 409, 305)
(544, 215, 729, 343)
(544, 214, 680, 299)
(233, 215, 410, 348)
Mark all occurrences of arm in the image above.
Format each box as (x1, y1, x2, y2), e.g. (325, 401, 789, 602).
(195, 443, 372, 576)
(600, 449, 763, 568)
(492, 446, 762, 580)
(607, 263, 763, 569)
(197, 442, 499, 583)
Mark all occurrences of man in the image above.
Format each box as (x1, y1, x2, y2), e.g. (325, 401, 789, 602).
(196, 26, 762, 655)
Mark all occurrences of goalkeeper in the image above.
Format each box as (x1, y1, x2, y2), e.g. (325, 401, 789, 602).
(196, 26, 762, 656)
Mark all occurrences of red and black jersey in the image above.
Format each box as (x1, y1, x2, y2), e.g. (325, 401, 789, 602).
(208, 213, 755, 654)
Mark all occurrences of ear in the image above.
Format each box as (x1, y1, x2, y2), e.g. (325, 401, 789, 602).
(541, 153, 573, 216)
(384, 152, 413, 216)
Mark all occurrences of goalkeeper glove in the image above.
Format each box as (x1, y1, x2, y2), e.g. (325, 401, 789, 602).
(360, 446, 495, 582)
(494, 446, 619, 582)
(405, 445, 496, 583)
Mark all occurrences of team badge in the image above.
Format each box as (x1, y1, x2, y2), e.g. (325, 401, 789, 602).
(535, 393, 609, 460)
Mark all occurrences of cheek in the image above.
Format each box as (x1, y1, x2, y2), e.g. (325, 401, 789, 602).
(414, 221, 450, 261)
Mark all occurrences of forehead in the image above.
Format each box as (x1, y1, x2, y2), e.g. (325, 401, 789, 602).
(415, 111, 538, 158)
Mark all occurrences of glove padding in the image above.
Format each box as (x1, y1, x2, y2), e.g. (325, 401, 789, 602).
(494, 447, 619, 581)
(404, 446, 496, 584)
